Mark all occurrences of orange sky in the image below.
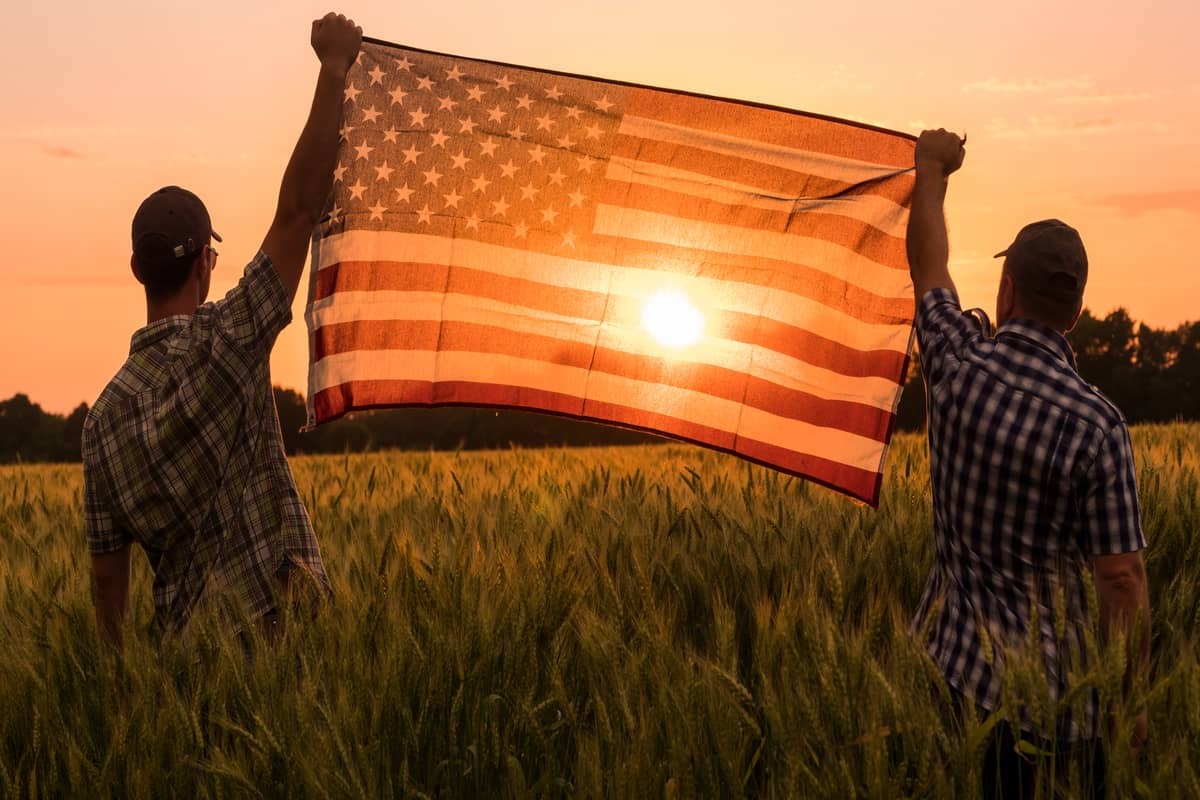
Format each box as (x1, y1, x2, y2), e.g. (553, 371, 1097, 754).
(3, 1, 1197, 414)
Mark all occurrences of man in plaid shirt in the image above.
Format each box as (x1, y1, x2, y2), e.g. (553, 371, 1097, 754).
(907, 130, 1150, 797)
(83, 13, 362, 641)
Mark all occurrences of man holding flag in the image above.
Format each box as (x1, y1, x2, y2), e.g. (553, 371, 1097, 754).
(83, 13, 362, 642)
(907, 129, 1150, 796)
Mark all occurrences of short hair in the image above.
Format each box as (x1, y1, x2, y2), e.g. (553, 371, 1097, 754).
(1006, 262, 1082, 331)
(136, 250, 200, 302)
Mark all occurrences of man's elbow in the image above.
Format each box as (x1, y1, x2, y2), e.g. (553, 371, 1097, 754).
(1093, 551, 1149, 605)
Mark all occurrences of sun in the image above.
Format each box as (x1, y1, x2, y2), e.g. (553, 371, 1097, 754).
(641, 290, 704, 349)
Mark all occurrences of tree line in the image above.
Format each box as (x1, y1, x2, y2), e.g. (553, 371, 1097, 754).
(3, 307, 1198, 463)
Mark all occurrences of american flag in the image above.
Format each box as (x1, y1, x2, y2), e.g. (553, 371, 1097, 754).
(305, 39, 917, 505)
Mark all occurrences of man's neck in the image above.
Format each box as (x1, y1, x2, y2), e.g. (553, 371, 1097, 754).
(145, 293, 198, 325)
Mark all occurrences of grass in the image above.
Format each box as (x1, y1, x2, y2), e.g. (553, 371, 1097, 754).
(0, 424, 1197, 798)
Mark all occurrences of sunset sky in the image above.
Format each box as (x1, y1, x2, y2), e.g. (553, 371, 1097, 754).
(3, 0, 1197, 414)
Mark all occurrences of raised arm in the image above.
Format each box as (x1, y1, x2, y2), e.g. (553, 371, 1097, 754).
(906, 129, 966, 303)
(261, 12, 362, 304)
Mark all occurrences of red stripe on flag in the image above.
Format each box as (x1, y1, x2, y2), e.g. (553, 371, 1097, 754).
(624, 88, 916, 168)
(312, 378, 883, 503)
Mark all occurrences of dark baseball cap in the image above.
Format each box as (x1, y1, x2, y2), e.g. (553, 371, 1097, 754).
(993, 219, 1087, 307)
(131, 186, 222, 270)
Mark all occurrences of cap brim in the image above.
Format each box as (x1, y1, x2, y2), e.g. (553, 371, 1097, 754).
(993, 249, 1008, 259)
(212, 230, 223, 243)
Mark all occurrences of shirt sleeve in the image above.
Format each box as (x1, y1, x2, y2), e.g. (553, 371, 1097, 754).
(82, 426, 132, 555)
(913, 287, 983, 386)
(208, 250, 293, 359)
(1080, 423, 1146, 555)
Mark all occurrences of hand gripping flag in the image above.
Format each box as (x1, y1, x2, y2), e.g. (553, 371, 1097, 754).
(306, 38, 917, 505)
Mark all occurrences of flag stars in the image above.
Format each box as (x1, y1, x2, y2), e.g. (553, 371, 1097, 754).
(577, 154, 599, 172)
(445, 64, 465, 82)
(555, 133, 576, 150)
(417, 204, 434, 224)
(394, 56, 413, 72)
(416, 76, 435, 91)
(430, 129, 450, 148)
(513, 220, 529, 239)
(471, 174, 492, 194)
(583, 122, 604, 140)
(515, 94, 533, 110)
(565, 105, 582, 120)
(368, 201, 387, 221)
(368, 65, 386, 85)
(422, 166, 443, 186)
(519, 182, 538, 201)
(541, 206, 560, 224)
(344, 84, 362, 103)
(382, 127, 400, 144)
(451, 151, 472, 170)
(479, 138, 499, 157)
(374, 161, 395, 181)
(443, 189, 463, 208)
(361, 105, 382, 124)
(402, 143, 423, 164)
(338, 123, 355, 141)
(594, 95, 614, 112)
(491, 197, 511, 217)
(388, 86, 408, 106)
(348, 181, 367, 201)
(466, 85, 485, 102)
(495, 74, 514, 92)
(547, 168, 566, 186)
(527, 144, 547, 165)
(437, 95, 458, 112)
(487, 105, 507, 123)
(535, 113, 555, 132)
(567, 189, 586, 208)
(354, 140, 374, 161)
(394, 183, 415, 203)
(499, 159, 519, 179)
(561, 230, 576, 248)
(509, 125, 527, 141)
(333, 163, 348, 182)
(545, 85, 563, 101)
(464, 213, 481, 230)
(408, 108, 430, 128)
(458, 117, 479, 135)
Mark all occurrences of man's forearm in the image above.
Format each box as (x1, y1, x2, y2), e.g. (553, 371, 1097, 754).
(94, 577, 128, 647)
(276, 63, 348, 225)
(906, 169, 950, 289)
(1096, 570, 1151, 691)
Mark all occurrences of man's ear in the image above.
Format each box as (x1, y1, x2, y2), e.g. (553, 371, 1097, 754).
(130, 254, 145, 285)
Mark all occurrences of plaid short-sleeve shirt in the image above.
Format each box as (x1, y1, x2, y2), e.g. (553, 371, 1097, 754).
(83, 252, 330, 631)
(912, 288, 1144, 740)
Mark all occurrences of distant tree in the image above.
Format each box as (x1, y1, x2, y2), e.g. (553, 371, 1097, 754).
(60, 403, 89, 462)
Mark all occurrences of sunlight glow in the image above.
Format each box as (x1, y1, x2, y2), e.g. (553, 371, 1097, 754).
(641, 290, 705, 349)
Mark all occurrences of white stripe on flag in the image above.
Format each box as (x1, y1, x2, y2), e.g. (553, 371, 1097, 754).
(307, 290, 905, 411)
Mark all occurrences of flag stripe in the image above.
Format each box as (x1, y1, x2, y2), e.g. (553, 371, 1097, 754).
(307, 292, 905, 410)
(605, 157, 909, 236)
(313, 233, 913, 350)
(308, 350, 888, 473)
(593, 206, 914, 298)
(598, 180, 908, 269)
(312, 378, 882, 502)
(311, 263, 909, 380)
(612, 125, 916, 202)
(311, 320, 896, 441)
(625, 88, 916, 167)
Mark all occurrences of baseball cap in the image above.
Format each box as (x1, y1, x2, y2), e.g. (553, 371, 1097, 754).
(993, 219, 1087, 307)
(131, 186, 222, 270)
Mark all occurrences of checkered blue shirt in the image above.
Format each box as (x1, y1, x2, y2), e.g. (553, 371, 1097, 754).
(911, 288, 1145, 740)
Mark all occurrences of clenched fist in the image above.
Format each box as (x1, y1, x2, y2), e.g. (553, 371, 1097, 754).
(312, 12, 362, 77)
(915, 128, 966, 178)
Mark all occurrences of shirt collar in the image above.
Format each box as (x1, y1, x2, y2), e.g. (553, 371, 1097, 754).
(997, 318, 1077, 370)
(130, 315, 191, 354)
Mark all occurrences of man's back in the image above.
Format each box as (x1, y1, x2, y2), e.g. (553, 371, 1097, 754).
(913, 287, 1144, 739)
(83, 254, 329, 630)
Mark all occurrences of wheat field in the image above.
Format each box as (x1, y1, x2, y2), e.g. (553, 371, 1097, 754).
(0, 425, 1196, 798)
